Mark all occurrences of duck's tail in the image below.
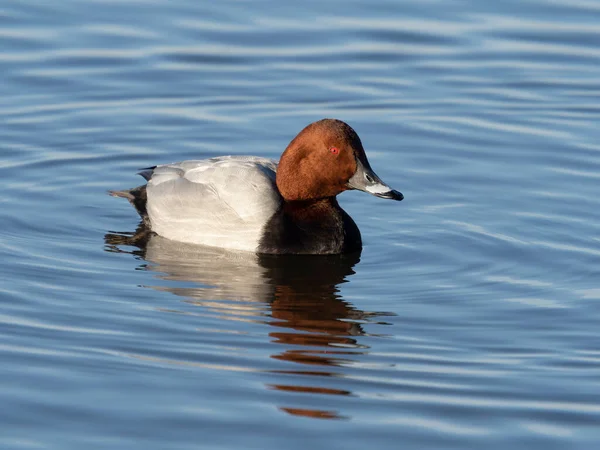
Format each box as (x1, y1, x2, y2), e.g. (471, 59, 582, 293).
(109, 166, 156, 225)
(109, 185, 150, 225)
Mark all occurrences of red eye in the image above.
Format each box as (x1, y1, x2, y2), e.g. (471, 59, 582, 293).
(330, 147, 339, 155)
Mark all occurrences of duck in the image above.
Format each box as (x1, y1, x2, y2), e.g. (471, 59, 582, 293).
(110, 118, 403, 254)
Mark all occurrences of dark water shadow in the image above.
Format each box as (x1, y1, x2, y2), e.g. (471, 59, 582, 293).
(105, 223, 395, 420)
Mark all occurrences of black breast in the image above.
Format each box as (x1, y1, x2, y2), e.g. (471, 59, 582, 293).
(257, 198, 362, 255)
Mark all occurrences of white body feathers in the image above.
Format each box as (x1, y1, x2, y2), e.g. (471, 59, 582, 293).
(146, 156, 282, 252)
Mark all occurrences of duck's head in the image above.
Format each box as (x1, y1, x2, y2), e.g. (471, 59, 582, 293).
(276, 118, 403, 202)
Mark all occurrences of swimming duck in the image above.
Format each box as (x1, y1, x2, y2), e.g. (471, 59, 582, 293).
(110, 118, 403, 254)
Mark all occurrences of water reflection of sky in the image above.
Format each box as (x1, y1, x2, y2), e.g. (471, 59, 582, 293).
(1, 0, 600, 448)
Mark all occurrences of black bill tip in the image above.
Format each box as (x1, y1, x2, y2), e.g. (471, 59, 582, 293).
(375, 189, 404, 201)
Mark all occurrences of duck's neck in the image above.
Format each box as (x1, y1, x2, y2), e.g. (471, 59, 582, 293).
(258, 197, 361, 255)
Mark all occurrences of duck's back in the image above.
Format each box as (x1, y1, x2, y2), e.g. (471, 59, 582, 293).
(146, 156, 281, 251)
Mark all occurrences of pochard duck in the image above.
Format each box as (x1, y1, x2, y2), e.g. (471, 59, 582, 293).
(110, 118, 403, 254)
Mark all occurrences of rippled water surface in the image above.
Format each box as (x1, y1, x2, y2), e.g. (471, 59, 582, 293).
(2, 0, 600, 448)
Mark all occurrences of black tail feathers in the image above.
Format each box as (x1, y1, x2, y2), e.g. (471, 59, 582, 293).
(109, 185, 149, 224)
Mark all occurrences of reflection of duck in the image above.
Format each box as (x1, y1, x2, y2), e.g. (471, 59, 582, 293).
(105, 225, 394, 419)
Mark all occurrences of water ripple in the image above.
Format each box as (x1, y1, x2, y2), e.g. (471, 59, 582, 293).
(1, 0, 600, 448)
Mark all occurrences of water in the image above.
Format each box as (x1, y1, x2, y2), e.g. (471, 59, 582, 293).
(1, 0, 600, 448)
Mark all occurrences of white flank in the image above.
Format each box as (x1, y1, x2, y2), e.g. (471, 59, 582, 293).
(146, 156, 281, 252)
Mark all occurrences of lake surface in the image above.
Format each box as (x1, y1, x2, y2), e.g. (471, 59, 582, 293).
(1, 0, 600, 448)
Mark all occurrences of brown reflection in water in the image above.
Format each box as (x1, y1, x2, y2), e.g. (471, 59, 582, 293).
(105, 224, 393, 420)
(269, 385, 351, 418)
(268, 384, 351, 396)
(279, 407, 346, 420)
(257, 254, 372, 419)
(259, 253, 373, 375)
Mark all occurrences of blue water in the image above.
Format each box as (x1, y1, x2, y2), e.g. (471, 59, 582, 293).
(1, 0, 600, 448)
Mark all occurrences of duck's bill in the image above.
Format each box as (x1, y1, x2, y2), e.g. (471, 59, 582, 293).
(347, 158, 404, 201)
(373, 189, 404, 200)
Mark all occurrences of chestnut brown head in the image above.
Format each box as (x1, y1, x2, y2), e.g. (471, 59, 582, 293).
(276, 119, 403, 202)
